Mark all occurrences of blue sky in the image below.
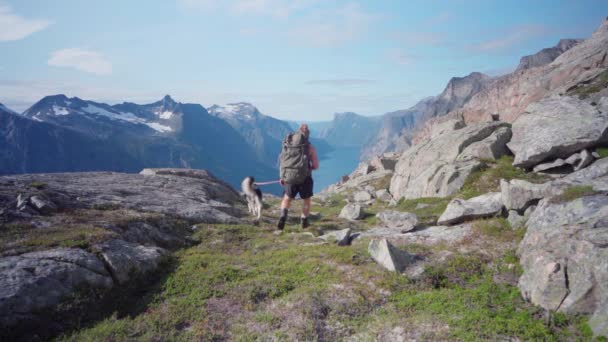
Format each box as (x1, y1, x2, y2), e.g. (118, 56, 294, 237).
(0, 0, 606, 120)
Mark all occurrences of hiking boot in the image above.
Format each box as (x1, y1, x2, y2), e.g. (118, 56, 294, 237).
(277, 217, 286, 230)
(300, 217, 309, 229)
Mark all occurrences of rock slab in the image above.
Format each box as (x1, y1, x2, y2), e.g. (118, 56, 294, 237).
(376, 210, 418, 232)
(437, 192, 503, 225)
(368, 239, 416, 273)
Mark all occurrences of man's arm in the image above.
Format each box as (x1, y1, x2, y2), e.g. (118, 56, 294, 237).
(309, 144, 319, 170)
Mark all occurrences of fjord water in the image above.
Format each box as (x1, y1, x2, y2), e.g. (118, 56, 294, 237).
(313, 145, 361, 192)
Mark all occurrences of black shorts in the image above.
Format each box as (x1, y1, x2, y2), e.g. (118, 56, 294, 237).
(284, 176, 314, 199)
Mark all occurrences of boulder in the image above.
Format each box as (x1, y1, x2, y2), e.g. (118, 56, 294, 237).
(376, 211, 418, 232)
(93, 239, 167, 284)
(390, 122, 510, 200)
(437, 192, 503, 225)
(368, 239, 416, 273)
(518, 194, 608, 337)
(508, 95, 608, 168)
(29, 196, 57, 214)
(0, 248, 113, 330)
(354, 191, 373, 202)
(318, 228, 351, 246)
(339, 203, 363, 220)
(375, 189, 393, 202)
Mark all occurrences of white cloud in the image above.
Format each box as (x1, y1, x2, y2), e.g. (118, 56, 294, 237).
(48, 48, 112, 75)
(395, 31, 447, 46)
(387, 49, 415, 65)
(287, 3, 376, 47)
(469, 24, 551, 53)
(0, 3, 52, 41)
(178, 0, 316, 19)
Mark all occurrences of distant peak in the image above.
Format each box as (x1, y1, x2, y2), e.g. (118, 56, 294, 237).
(162, 95, 176, 104)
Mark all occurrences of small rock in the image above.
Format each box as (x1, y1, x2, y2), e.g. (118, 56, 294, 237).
(564, 152, 582, 165)
(339, 203, 363, 220)
(354, 191, 373, 202)
(592, 151, 600, 159)
(319, 228, 352, 246)
(376, 211, 418, 232)
(575, 149, 594, 171)
(364, 185, 376, 193)
(368, 238, 416, 272)
(533, 159, 566, 173)
(437, 192, 503, 225)
(16, 194, 28, 210)
(29, 196, 57, 214)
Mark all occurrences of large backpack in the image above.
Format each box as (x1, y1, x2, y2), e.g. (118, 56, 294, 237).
(280, 131, 311, 184)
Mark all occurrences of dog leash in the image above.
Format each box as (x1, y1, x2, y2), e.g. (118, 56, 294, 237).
(254, 179, 281, 186)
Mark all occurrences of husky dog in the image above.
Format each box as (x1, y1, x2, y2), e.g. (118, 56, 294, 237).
(241, 176, 262, 220)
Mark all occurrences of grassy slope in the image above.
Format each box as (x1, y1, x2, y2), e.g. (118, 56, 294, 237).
(59, 156, 598, 341)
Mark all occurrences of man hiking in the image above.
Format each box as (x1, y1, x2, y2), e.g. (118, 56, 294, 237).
(277, 123, 319, 230)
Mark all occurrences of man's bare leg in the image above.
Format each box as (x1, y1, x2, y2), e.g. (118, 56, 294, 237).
(302, 197, 311, 217)
(277, 195, 292, 230)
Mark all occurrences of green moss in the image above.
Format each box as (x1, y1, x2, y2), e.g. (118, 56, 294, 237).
(597, 147, 608, 159)
(92, 203, 122, 211)
(0, 223, 113, 252)
(29, 181, 47, 189)
(550, 185, 599, 204)
(472, 218, 524, 242)
(395, 197, 451, 224)
(458, 156, 549, 199)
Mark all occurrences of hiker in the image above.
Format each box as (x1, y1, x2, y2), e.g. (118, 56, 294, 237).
(277, 123, 319, 230)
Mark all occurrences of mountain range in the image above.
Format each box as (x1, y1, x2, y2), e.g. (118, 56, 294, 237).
(1, 95, 276, 189)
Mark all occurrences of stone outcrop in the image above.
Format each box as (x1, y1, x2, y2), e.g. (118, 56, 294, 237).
(507, 96, 608, 168)
(518, 194, 608, 337)
(0, 168, 247, 338)
(0, 169, 244, 224)
(390, 121, 510, 200)
(361, 224, 472, 246)
(437, 192, 503, 225)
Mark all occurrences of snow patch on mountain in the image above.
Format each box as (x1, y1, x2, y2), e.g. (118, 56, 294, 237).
(52, 105, 70, 116)
(157, 111, 174, 120)
(146, 122, 173, 132)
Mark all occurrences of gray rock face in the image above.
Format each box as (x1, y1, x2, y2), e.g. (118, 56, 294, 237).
(339, 203, 363, 220)
(500, 179, 561, 211)
(318, 228, 351, 246)
(390, 122, 510, 200)
(533, 158, 567, 173)
(0, 248, 113, 328)
(368, 239, 416, 273)
(515, 39, 583, 72)
(93, 239, 167, 284)
(1, 169, 244, 223)
(376, 211, 418, 232)
(375, 189, 393, 202)
(518, 195, 608, 337)
(437, 192, 503, 225)
(507, 205, 536, 229)
(508, 96, 608, 168)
